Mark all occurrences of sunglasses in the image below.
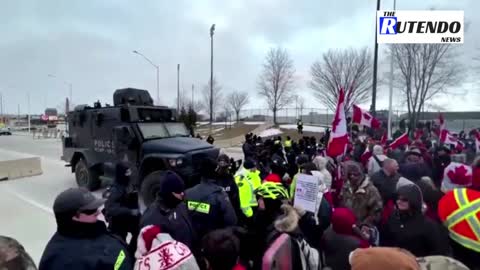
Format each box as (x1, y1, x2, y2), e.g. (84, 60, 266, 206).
(80, 209, 98, 215)
(397, 197, 409, 202)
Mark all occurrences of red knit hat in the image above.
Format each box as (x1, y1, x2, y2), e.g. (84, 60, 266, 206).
(264, 173, 282, 183)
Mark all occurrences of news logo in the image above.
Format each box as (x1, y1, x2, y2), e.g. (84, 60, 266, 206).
(377, 10, 464, 44)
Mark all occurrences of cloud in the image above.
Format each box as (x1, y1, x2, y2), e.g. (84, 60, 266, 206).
(0, 0, 477, 115)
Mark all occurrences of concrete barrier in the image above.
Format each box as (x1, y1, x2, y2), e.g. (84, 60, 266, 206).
(0, 157, 42, 181)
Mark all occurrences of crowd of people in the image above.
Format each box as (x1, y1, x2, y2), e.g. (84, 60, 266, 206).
(3, 126, 480, 270)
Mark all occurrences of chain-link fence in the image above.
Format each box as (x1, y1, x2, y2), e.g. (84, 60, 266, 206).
(214, 108, 480, 132)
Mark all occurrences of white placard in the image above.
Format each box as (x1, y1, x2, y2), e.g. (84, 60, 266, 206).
(293, 174, 319, 213)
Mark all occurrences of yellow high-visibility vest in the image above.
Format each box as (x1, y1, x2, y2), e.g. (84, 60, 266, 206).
(284, 140, 292, 148)
(235, 169, 261, 218)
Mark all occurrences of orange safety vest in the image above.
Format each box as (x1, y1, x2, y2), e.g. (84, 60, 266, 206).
(438, 188, 480, 252)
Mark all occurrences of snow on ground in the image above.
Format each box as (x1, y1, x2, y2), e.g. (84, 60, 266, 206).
(257, 128, 283, 137)
(279, 124, 326, 133)
(243, 121, 265, 125)
(197, 121, 236, 126)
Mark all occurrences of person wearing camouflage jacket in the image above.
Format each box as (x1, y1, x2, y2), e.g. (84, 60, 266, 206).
(339, 161, 383, 225)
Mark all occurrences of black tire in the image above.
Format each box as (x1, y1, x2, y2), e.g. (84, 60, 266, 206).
(75, 159, 100, 191)
(140, 171, 167, 208)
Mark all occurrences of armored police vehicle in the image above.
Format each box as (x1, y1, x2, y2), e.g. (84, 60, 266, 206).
(61, 88, 219, 204)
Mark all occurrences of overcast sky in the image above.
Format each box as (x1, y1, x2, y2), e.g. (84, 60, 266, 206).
(0, 0, 478, 115)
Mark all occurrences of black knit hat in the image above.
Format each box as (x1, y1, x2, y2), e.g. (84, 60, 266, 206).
(243, 159, 256, 169)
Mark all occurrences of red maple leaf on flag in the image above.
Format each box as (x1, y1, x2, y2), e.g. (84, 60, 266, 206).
(447, 165, 471, 185)
(363, 112, 372, 120)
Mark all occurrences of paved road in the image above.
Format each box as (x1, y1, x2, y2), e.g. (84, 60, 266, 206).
(0, 134, 243, 264)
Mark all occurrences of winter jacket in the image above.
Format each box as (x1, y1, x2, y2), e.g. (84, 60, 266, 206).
(216, 171, 242, 219)
(370, 170, 401, 204)
(272, 204, 321, 270)
(185, 179, 238, 237)
(380, 185, 450, 257)
(399, 163, 432, 183)
(250, 204, 321, 270)
(242, 142, 256, 160)
(339, 178, 383, 224)
(297, 197, 332, 249)
(322, 227, 362, 270)
(312, 156, 333, 190)
(140, 200, 197, 250)
(39, 221, 134, 270)
(367, 154, 387, 176)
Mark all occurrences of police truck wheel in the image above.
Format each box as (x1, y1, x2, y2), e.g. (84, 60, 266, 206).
(140, 171, 166, 208)
(75, 159, 100, 191)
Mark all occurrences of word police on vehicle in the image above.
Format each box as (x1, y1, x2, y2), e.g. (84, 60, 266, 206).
(377, 10, 464, 44)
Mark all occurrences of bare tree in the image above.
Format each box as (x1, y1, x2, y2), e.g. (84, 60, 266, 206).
(391, 44, 462, 131)
(309, 47, 372, 114)
(227, 91, 249, 122)
(258, 48, 296, 124)
(202, 78, 222, 121)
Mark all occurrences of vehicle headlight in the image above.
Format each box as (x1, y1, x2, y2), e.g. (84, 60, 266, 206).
(168, 158, 184, 167)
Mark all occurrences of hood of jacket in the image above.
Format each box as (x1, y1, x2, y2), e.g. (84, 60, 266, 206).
(313, 156, 328, 171)
(274, 204, 300, 233)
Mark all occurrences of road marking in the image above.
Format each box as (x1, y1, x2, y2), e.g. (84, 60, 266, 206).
(5, 188, 53, 215)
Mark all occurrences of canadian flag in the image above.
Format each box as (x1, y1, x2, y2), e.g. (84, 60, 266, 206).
(388, 132, 410, 150)
(438, 113, 446, 131)
(440, 129, 458, 147)
(441, 162, 472, 192)
(380, 130, 388, 146)
(360, 147, 372, 167)
(352, 104, 381, 129)
(472, 129, 480, 153)
(327, 88, 348, 157)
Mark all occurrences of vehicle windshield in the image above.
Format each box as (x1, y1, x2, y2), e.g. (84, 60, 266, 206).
(138, 122, 189, 139)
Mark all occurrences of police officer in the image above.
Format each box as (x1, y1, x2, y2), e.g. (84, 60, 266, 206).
(242, 133, 256, 161)
(140, 171, 197, 250)
(39, 188, 133, 270)
(216, 154, 241, 218)
(206, 134, 215, 144)
(235, 159, 262, 224)
(284, 136, 293, 153)
(297, 119, 304, 134)
(103, 162, 140, 252)
(185, 158, 238, 237)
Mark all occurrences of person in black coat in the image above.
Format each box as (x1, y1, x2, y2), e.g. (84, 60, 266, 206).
(39, 188, 133, 270)
(216, 154, 242, 220)
(103, 162, 139, 250)
(185, 158, 237, 237)
(140, 171, 197, 250)
(380, 184, 450, 257)
(242, 134, 256, 161)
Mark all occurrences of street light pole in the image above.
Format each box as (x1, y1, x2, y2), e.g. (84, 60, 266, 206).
(133, 50, 160, 105)
(177, 64, 180, 114)
(27, 93, 31, 133)
(191, 84, 194, 109)
(371, 0, 381, 116)
(387, 0, 396, 139)
(210, 24, 215, 126)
